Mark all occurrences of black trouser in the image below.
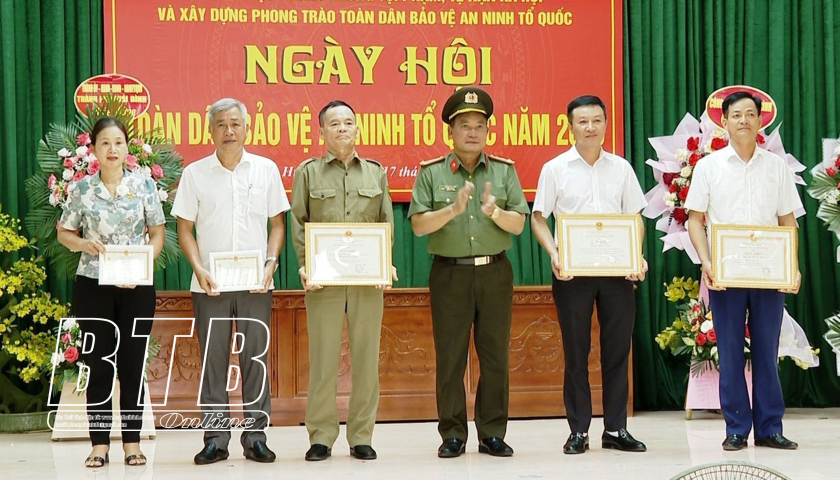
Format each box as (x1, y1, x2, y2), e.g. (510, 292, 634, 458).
(551, 276, 635, 433)
(74, 275, 155, 446)
(429, 254, 513, 441)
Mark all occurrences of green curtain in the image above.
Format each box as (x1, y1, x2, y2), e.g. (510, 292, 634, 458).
(3, 0, 840, 411)
(625, 0, 840, 409)
(0, 0, 103, 304)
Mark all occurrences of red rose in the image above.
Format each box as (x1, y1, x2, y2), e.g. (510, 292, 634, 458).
(745, 325, 750, 339)
(688, 152, 703, 166)
(711, 138, 728, 150)
(669, 182, 679, 193)
(835, 157, 840, 168)
(687, 136, 700, 151)
(678, 186, 689, 202)
(673, 208, 688, 224)
(696, 333, 707, 346)
(663, 173, 678, 185)
(73, 170, 86, 182)
(64, 346, 79, 363)
(756, 133, 765, 145)
(76, 132, 91, 146)
(828, 168, 837, 177)
(706, 329, 716, 343)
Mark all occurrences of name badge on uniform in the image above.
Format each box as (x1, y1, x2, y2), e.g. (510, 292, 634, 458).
(439, 185, 458, 192)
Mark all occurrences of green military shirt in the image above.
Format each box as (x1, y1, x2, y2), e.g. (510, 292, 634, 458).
(290, 151, 395, 266)
(408, 152, 529, 257)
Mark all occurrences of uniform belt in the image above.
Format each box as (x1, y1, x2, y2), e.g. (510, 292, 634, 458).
(434, 251, 506, 266)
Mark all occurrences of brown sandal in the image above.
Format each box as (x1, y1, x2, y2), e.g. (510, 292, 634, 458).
(84, 453, 109, 468)
(125, 453, 147, 466)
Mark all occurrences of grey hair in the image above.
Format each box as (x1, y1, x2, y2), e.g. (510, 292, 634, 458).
(207, 98, 249, 126)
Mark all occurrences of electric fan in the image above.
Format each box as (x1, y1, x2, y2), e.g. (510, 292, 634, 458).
(669, 461, 791, 480)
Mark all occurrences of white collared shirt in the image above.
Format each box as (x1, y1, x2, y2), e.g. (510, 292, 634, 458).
(532, 146, 648, 242)
(172, 150, 290, 292)
(683, 145, 802, 229)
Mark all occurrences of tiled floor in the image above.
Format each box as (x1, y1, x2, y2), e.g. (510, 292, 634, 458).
(1, 409, 836, 479)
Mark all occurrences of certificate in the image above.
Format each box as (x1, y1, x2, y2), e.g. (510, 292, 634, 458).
(711, 224, 797, 289)
(305, 223, 392, 286)
(209, 250, 264, 292)
(556, 214, 643, 277)
(98, 245, 154, 286)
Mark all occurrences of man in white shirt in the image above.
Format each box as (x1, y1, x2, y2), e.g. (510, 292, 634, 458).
(531, 95, 648, 455)
(684, 91, 802, 452)
(173, 98, 290, 464)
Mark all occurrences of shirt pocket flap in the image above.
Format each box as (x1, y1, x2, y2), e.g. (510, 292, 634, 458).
(310, 188, 337, 200)
(433, 190, 457, 205)
(358, 186, 382, 198)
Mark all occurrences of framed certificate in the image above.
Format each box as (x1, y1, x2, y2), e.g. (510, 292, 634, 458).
(556, 214, 644, 277)
(711, 224, 797, 290)
(209, 250, 264, 292)
(305, 223, 392, 286)
(98, 245, 154, 286)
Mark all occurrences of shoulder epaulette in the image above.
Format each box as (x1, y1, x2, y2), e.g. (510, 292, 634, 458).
(362, 157, 384, 169)
(487, 154, 515, 165)
(419, 156, 446, 167)
(296, 157, 318, 169)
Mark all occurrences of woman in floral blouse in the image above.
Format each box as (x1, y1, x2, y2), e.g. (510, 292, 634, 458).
(58, 117, 165, 467)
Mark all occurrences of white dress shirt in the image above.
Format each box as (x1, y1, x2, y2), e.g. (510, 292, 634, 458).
(172, 150, 291, 292)
(533, 146, 648, 245)
(683, 145, 802, 231)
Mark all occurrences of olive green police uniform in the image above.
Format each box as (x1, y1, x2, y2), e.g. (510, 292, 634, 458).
(408, 150, 529, 442)
(290, 152, 394, 448)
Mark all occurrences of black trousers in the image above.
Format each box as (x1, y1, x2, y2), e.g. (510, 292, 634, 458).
(429, 255, 513, 441)
(74, 276, 155, 446)
(552, 276, 635, 433)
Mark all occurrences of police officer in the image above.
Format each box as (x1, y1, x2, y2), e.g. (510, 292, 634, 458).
(408, 87, 529, 458)
(290, 100, 396, 462)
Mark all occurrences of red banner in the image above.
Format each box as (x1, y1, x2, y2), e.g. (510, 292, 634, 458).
(104, 0, 623, 201)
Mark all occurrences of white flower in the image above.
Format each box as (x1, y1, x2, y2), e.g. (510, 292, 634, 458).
(664, 193, 677, 207)
(58, 148, 71, 157)
(703, 140, 714, 154)
(116, 184, 129, 197)
(680, 165, 693, 178)
(700, 319, 713, 333)
(158, 188, 169, 202)
(62, 318, 76, 330)
(142, 144, 153, 155)
(75, 146, 88, 156)
(675, 177, 689, 187)
(832, 145, 840, 157)
(712, 128, 727, 138)
(140, 166, 152, 177)
(49, 193, 58, 207)
(51, 352, 64, 366)
(675, 148, 690, 162)
(62, 169, 74, 181)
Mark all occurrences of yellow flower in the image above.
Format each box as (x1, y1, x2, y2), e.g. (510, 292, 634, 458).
(665, 283, 686, 302)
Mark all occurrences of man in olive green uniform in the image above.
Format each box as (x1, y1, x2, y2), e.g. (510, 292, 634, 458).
(291, 100, 396, 462)
(408, 87, 529, 458)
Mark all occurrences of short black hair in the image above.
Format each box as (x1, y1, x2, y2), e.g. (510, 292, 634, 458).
(722, 92, 762, 117)
(91, 117, 128, 145)
(567, 95, 607, 121)
(319, 100, 356, 126)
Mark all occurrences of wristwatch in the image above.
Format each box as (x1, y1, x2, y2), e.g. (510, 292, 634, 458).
(265, 256, 278, 272)
(490, 206, 501, 220)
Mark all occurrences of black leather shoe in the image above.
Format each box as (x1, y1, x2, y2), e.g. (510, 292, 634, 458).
(478, 437, 513, 457)
(437, 438, 466, 458)
(602, 429, 647, 452)
(755, 433, 798, 450)
(244, 441, 276, 463)
(194, 444, 229, 465)
(305, 444, 331, 461)
(563, 433, 589, 454)
(722, 434, 748, 451)
(350, 445, 377, 460)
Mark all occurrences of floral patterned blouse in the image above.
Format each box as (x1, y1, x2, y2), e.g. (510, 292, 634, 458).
(59, 170, 165, 279)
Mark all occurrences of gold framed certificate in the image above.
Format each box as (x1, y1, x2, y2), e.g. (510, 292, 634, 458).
(711, 224, 797, 290)
(98, 245, 154, 286)
(556, 214, 644, 277)
(305, 223, 392, 286)
(209, 250, 264, 292)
